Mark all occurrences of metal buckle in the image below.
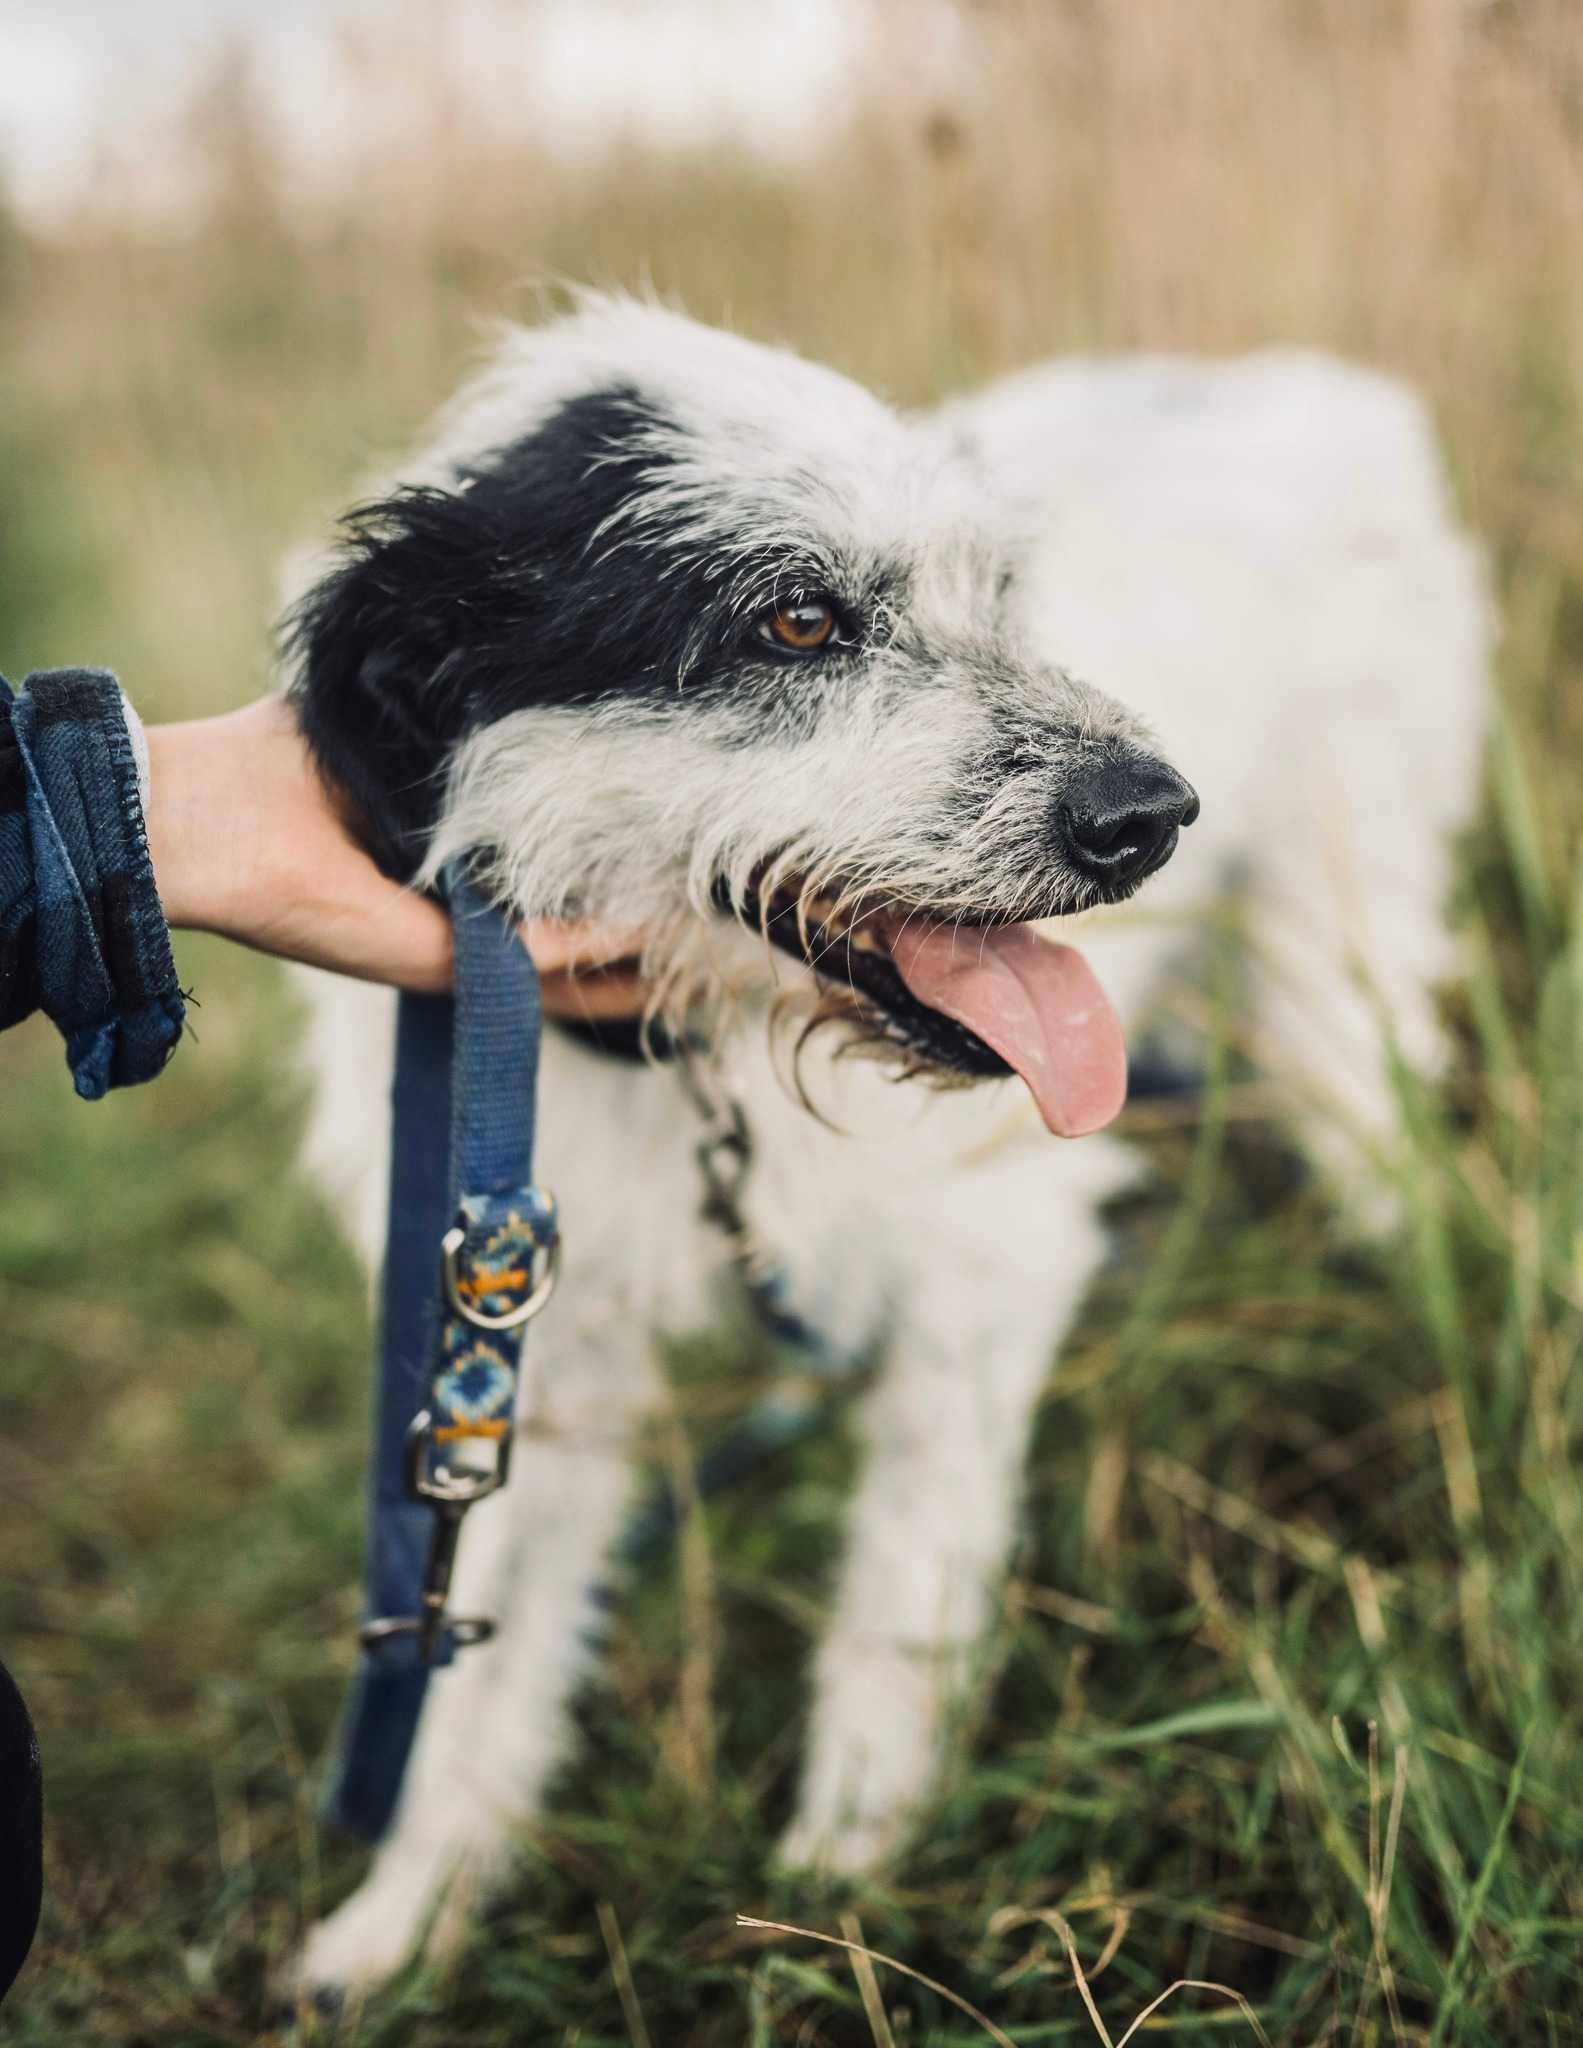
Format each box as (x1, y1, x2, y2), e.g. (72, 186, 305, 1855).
(405, 1404, 512, 1504)
(441, 1226, 561, 1330)
(356, 1411, 509, 1664)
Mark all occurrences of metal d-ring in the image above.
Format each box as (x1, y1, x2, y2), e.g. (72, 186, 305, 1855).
(441, 1227, 561, 1330)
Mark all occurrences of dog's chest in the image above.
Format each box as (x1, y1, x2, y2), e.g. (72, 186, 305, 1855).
(538, 1020, 1108, 1365)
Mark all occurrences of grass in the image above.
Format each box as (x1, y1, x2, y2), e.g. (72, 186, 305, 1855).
(3, 1, 1583, 2039)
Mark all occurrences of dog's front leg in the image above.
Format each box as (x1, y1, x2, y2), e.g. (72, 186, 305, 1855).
(289, 1311, 659, 2006)
(779, 1176, 1114, 1877)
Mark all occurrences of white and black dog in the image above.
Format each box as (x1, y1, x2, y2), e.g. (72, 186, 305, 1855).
(285, 296, 1488, 1996)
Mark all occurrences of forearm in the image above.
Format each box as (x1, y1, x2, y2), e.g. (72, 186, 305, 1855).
(144, 698, 462, 994)
(5, 671, 648, 1064)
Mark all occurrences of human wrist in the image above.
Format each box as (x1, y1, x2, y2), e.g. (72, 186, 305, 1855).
(142, 713, 250, 934)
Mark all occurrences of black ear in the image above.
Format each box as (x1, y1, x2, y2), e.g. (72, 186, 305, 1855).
(285, 480, 526, 876)
(285, 385, 682, 878)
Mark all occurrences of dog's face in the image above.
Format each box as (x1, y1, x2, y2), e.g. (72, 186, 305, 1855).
(289, 298, 1197, 1133)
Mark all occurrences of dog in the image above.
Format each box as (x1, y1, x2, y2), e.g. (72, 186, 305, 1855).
(283, 295, 1488, 1997)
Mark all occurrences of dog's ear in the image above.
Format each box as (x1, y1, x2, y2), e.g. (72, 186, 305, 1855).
(285, 385, 678, 877)
(285, 480, 530, 876)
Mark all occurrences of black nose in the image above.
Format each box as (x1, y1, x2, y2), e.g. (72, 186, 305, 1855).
(1057, 756, 1199, 891)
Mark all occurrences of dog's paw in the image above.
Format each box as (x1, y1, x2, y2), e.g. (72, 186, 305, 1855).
(276, 1883, 426, 2015)
(776, 1803, 909, 1880)
(781, 1637, 946, 1880)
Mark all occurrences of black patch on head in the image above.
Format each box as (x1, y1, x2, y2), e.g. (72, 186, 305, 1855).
(286, 386, 777, 874)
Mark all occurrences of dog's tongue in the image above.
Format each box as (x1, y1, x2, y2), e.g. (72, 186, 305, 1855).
(888, 923, 1127, 1137)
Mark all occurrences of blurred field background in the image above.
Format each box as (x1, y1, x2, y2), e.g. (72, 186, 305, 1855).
(3, 0, 1583, 2040)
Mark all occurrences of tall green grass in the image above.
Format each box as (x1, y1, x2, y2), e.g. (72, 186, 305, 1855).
(3, 3, 1583, 2039)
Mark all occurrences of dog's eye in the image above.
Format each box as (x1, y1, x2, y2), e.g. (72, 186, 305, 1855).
(758, 598, 839, 654)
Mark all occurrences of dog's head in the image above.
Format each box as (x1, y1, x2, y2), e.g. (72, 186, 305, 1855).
(287, 296, 1197, 1134)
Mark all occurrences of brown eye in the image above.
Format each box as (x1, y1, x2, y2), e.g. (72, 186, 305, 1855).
(764, 598, 838, 653)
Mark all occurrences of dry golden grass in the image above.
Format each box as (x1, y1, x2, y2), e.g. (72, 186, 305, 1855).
(9, 1, 1582, 735)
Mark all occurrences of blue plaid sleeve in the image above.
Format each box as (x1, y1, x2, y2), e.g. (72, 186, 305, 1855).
(0, 668, 185, 1097)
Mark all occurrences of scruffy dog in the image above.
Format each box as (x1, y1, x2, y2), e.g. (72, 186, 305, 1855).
(285, 297, 1487, 1996)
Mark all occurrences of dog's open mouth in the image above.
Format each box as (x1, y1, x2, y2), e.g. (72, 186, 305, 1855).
(750, 883, 1127, 1138)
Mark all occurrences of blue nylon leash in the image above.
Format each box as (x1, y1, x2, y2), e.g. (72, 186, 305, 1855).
(326, 861, 559, 1840)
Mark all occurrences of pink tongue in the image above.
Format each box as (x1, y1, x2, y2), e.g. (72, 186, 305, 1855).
(887, 923, 1128, 1137)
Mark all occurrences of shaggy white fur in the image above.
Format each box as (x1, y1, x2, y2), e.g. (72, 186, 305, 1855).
(287, 301, 1488, 1999)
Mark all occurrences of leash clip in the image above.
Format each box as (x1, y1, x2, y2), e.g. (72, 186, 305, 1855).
(357, 1411, 509, 1664)
(359, 1195, 558, 1666)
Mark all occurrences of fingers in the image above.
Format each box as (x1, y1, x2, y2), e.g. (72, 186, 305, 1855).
(328, 911, 653, 1010)
(523, 918, 653, 1021)
(520, 917, 650, 974)
(538, 965, 651, 1021)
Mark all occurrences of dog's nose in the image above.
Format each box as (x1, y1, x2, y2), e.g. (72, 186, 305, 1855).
(1057, 756, 1199, 889)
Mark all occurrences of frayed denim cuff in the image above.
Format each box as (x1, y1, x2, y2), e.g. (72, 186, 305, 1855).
(0, 668, 185, 1096)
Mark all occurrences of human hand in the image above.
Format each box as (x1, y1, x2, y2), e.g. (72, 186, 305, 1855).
(143, 696, 647, 1013)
